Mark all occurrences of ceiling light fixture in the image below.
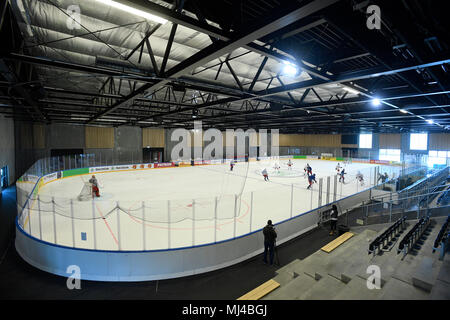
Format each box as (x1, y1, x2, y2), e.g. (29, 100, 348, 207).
(281, 61, 298, 77)
(371, 98, 381, 106)
(400, 109, 408, 113)
(96, 0, 167, 24)
(343, 86, 359, 95)
(426, 119, 433, 124)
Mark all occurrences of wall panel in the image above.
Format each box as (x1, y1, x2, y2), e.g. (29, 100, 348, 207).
(85, 126, 114, 149)
(379, 134, 401, 149)
(142, 128, 165, 148)
(429, 133, 450, 150)
(33, 124, 45, 149)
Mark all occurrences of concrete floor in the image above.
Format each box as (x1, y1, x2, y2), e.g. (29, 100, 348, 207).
(263, 216, 450, 300)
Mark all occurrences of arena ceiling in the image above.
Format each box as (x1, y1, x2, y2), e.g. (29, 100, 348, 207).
(0, 0, 449, 133)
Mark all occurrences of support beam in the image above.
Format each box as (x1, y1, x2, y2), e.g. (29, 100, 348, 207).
(94, 0, 340, 124)
(249, 56, 268, 92)
(139, 58, 450, 125)
(160, 23, 178, 75)
(225, 59, 244, 91)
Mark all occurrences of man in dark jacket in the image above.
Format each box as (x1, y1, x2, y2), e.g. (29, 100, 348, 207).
(263, 220, 277, 265)
(330, 205, 338, 235)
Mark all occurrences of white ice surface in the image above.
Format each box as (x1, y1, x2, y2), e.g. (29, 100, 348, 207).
(22, 159, 400, 251)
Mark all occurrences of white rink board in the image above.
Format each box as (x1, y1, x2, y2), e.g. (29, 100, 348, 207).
(16, 158, 402, 281)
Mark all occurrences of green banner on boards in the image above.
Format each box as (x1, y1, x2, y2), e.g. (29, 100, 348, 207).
(293, 155, 307, 159)
(62, 168, 89, 178)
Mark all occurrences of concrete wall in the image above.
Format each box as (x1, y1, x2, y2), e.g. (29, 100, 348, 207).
(13, 125, 442, 179)
(114, 126, 142, 163)
(0, 116, 16, 258)
(13, 123, 146, 173)
(0, 116, 15, 184)
(47, 123, 84, 150)
(278, 132, 435, 160)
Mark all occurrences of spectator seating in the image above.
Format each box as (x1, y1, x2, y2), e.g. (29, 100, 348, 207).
(368, 216, 407, 256)
(432, 215, 449, 260)
(397, 216, 431, 258)
(436, 186, 450, 206)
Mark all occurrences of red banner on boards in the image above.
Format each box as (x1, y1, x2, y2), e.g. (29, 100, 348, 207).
(154, 162, 174, 168)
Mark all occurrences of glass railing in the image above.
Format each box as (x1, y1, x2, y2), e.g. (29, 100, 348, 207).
(16, 154, 413, 251)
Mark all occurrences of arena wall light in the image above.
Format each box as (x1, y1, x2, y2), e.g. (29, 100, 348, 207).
(96, 0, 168, 24)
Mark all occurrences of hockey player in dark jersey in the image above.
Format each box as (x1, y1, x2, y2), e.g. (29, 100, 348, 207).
(307, 173, 316, 189)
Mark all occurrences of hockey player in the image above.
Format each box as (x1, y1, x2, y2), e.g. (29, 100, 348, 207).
(89, 175, 100, 198)
(262, 168, 269, 181)
(273, 162, 281, 174)
(378, 172, 389, 183)
(356, 171, 364, 186)
(336, 163, 342, 173)
(339, 169, 346, 183)
(287, 159, 293, 170)
(307, 173, 316, 190)
(306, 163, 312, 175)
(230, 159, 235, 171)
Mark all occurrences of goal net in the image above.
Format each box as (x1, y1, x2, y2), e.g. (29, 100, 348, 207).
(77, 182, 92, 201)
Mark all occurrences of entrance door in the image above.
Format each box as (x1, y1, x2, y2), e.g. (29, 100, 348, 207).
(143, 148, 164, 163)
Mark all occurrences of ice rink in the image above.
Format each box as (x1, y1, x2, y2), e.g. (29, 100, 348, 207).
(22, 159, 400, 251)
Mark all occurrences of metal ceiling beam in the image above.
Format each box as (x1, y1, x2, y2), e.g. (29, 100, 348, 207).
(125, 24, 161, 61)
(123, 0, 332, 80)
(225, 59, 244, 91)
(142, 57, 450, 124)
(145, 37, 160, 76)
(160, 22, 178, 75)
(97, 0, 340, 125)
(249, 56, 268, 91)
(3, 54, 296, 108)
(324, 9, 450, 116)
(2, 52, 154, 81)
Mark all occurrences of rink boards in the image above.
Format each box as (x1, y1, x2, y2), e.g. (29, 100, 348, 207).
(15, 157, 401, 281)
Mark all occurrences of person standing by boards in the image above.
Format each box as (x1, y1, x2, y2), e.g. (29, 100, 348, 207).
(330, 205, 338, 235)
(263, 220, 277, 265)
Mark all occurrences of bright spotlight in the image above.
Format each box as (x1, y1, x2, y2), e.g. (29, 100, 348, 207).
(426, 119, 433, 124)
(282, 61, 298, 76)
(372, 98, 381, 106)
(400, 109, 408, 113)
